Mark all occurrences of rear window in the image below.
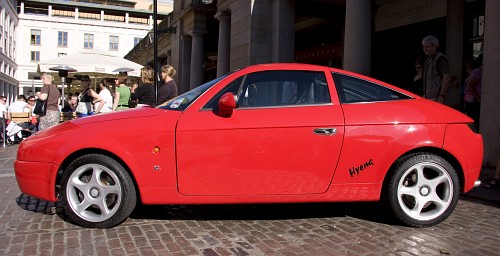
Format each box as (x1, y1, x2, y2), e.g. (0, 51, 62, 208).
(332, 73, 412, 104)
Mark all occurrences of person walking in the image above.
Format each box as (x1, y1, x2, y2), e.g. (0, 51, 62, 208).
(112, 73, 131, 111)
(157, 65, 178, 105)
(130, 66, 155, 107)
(421, 35, 450, 104)
(38, 73, 61, 131)
(464, 54, 483, 130)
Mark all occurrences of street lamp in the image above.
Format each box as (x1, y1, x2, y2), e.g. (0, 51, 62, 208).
(49, 65, 77, 104)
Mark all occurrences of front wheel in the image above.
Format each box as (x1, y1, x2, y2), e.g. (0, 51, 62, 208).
(387, 153, 460, 227)
(60, 154, 137, 228)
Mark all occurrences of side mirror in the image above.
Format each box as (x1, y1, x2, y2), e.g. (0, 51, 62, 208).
(218, 92, 238, 117)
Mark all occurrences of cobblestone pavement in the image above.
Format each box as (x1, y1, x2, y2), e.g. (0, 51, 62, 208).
(1, 145, 500, 256)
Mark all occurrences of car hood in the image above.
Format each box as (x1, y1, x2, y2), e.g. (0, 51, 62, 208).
(72, 107, 165, 124)
(24, 107, 177, 142)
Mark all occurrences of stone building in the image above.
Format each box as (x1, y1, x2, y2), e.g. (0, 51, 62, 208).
(15, 0, 172, 96)
(0, 0, 18, 104)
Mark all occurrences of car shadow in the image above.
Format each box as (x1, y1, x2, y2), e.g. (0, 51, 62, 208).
(129, 201, 399, 225)
(15, 193, 399, 226)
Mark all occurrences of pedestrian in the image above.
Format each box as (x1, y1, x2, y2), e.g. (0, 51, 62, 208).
(38, 73, 61, 131)
(76, 75, 102, 117)
(157, 65, 178, 105)
(464, 53, 482, 130)
(94, 79, 113, 114)
(421, 35, 450, 104)
(409, 58, 424, 96)
(112, 73, 131, 111)
(0, 96, 8, 143)
(130, 66, 155, 107)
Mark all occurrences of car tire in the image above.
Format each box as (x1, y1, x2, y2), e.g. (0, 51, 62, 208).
(61, 154, 137, 228)
(387, 153, 460, 227)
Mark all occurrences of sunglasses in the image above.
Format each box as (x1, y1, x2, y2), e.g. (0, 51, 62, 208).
(28, 100, 35, 102)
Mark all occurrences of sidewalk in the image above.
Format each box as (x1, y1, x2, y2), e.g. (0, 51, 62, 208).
(1, 143, 499, 205)
(461, 166, 500, 206)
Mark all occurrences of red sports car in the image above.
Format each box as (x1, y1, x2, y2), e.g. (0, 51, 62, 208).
(14, 63, 483, 228)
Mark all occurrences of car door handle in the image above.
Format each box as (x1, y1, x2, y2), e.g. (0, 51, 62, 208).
(313, 128, 337, 136)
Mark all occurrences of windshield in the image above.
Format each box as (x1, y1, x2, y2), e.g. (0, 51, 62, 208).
(158, 75, 227, 111)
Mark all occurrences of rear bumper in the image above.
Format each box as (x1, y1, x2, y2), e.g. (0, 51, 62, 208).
(14, 160, 59, 202)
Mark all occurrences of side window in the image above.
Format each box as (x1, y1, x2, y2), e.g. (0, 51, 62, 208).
(203, 77, 244, 109)
(332, 73, 412, 104)
(238, 70, 330, 108)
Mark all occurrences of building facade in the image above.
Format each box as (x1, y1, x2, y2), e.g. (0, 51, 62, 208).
(126, 0, 499, 166)
(0, 0, 19, 105)
(15, 0, 171, 96)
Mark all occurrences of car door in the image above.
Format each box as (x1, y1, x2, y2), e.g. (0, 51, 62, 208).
(176, 68, 345, 196)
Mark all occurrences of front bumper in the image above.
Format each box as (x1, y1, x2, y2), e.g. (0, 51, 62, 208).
(14, 160, 59, 202)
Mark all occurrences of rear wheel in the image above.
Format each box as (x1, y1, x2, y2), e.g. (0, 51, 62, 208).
(61, 154, 136, 228)
(387, 153, 460, 227)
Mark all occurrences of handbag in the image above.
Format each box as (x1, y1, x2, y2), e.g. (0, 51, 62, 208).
(33, 99, 47, 115)
(76, 88, 91, 114)
(33, 84, 50, 116)
(76, 102, 90, 114)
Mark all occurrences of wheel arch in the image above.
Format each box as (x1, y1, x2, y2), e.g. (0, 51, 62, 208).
(382, 147, 465, 194)
(55, 148, 142, 204)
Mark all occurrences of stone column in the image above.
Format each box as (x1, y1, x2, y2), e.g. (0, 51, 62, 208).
(343, 0, 371, 76)
(181, 35, 192, 93)
(8, 84, 13, 103)
(48, 5, 52, 17)
(0, 81, 4, 96)
(20, 2, 24, 14)
(445, 0, 464, 106)
(481, 0, 500, 166)
(189, 29, 205, 89)
(167, 50, 172, 65)
(75, 8, 79, 20)
(215, 11, 231, 77)
(271, 0, 295, 63)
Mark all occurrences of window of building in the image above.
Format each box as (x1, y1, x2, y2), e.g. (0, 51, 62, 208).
(84, 33, 94, 49)
(109, 35, 119, 51)
(5, 31, 8, 52)
(58, 53, 67, 57)
(58, 31, 68, 47)
(9, 36, 12, 57)
(31, 29, 41, 45)
(0, 25, 3, 53)
(31, 51, 40, 61)
(134, 37, 141, 46)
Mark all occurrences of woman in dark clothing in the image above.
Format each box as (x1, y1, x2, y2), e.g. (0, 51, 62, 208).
(131, 66, 155, 107)
(157, 65, 178, 105)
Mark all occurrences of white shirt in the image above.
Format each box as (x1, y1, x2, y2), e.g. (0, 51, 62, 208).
(8, 101, 29, 113)
(96, 89, 113, 113)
